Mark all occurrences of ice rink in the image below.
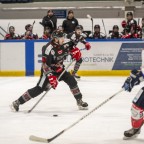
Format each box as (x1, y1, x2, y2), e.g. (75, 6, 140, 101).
(0, 76, 143, 144)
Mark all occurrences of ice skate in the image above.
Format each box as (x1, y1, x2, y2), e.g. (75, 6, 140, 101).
(10, 100, 20, 112)
(77, 99, 88, 110)
(123, 127, 141, 140)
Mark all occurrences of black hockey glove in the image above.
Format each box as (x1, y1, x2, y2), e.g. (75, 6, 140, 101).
(122, 69, 144, 92)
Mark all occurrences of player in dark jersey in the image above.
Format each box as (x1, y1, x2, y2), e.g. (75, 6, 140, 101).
(10, 30, 88, 112)
(40, 26, 51, 39)
(121, 12, 137, 39)
(108, 25, 122, 39)
(89, 24, 106, 39)
(4, 26, 20, 40)
(21, 24, 38, 39)
(66, 25, 91, 79)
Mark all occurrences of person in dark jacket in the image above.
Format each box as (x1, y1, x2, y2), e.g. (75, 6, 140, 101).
(41, 9, 57, 33)
(62, 10, 79, 34)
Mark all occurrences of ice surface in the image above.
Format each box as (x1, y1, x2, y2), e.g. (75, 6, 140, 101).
(0, 76, 143, 144)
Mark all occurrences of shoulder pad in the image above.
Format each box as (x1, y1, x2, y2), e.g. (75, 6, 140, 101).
(45, 44, 53, 55)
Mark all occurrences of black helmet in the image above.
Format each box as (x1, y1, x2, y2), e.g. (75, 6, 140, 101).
(94, 24, 100, 29)
(126, 12, 133, 16)
(75, 25, 83, 31)
(113, 25, 119, 30)
(51, 30, 64, 39)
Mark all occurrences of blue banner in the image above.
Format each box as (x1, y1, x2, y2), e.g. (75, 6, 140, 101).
(113, 43, 144, 70)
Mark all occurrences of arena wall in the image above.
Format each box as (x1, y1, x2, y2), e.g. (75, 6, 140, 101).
(0, 39, 143, 76)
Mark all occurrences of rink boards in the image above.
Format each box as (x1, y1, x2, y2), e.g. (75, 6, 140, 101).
(0, 39, 144, 76)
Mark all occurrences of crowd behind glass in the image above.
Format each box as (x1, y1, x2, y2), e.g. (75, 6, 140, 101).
(3, 10, 144, 40)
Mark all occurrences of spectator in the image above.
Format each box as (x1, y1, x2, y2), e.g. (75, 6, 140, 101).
(40, 26, 51, 39)
(21, 24, 38, 39)
(4, 26, 20, 40)
(89, 24, 106, 39)
(108, 25, 122, 39)
(62, 10, 79, 34)
(41, 10, 57, 33)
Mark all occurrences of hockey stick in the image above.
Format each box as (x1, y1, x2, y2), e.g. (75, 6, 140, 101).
(0, 32, 5, 38)
(87, 14, 94, 35)
(29, 88, 124, 143)
(0, 26, 7, 34)
(27, 60, 75, 113)
(7, 22, 10, 33)
(102, 19, 107, 37)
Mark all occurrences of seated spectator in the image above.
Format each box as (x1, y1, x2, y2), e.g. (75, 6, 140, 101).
(89, 24, 106, 39)
(108, 25, 122, 39)
(40, 26, 51, 39)
(21, 24, 38, 39)
(62, 10, 79, 34)
(40, 9, 57, 33)
(4, 26, 20, 40)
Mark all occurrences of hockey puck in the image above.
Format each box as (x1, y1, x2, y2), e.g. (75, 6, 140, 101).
(53, 114, 58, 117)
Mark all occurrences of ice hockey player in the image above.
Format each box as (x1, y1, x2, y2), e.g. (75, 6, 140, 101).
(10, 30, 88, 112)
(66, 25, 91, 79)
(89, 24, 106, 39)
(4, 26, 20, 40)
(121, 12, 137, 38)
(108, 25, 122, 39)
(40, 26, 51, 39)
(21, 24, 38, 39)
(122, 68, 144, 139)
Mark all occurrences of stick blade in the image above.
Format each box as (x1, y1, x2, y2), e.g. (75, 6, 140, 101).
(29, 135, 48, 143)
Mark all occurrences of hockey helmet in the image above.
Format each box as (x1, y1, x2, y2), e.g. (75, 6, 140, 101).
(51, 30, 64, 39)
(126, 12, 133, 17)
(113, 25, 119, 30)
(94, 24, 100, 29)
(75, 25, 83, 31)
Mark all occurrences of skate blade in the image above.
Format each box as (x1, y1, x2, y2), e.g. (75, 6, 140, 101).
(78, 106, 88, 110)
(9, 104, 17, 112)
(123, 134, 139, 140)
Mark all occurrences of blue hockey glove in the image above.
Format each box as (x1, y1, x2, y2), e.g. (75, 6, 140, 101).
(122, 69, 144, 92)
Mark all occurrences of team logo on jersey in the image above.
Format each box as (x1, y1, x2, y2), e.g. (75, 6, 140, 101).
(58, 50, 63, 54)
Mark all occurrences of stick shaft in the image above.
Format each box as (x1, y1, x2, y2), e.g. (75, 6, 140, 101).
(30, 89, 123, 143)
(0, 26, 7, 34)
(102, 19, 107, 37)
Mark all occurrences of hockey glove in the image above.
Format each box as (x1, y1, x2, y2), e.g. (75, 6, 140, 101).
(122, 77, 134, 92)
(70, 47, 81, 61)
(48, 75, 58, 89)
(122, 69, 144, 92)
(85, 42, 91, 50)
